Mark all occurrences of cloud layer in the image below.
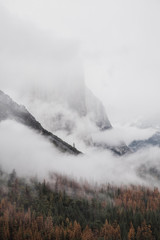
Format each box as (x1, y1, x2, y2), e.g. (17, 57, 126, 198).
(0, 120, 160, 188)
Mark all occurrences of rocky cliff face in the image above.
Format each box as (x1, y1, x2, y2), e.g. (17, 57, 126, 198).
(85, 88, 112, 130)
(26, 83, 112, 134)
(0, 90, 81, 155)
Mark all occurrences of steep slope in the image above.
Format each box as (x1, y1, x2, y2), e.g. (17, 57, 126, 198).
(0, 90, 81, 155)
(85, 88, 112, 130)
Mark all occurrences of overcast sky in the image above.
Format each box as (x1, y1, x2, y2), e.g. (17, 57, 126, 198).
(1, 0, 160, 126)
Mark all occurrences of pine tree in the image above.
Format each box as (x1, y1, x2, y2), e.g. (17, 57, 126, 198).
(128, 222, 135, 240)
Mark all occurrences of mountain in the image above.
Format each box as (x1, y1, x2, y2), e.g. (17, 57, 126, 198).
(25, 87, 131, 156)
(129, 132, 160, 152)
(0, 90, 81, 155)
(0, 6, 117, 154)
(0, 89, 130, 156)
(26, 85, 112, 134)
(27, 88, 130, 155)
(0, 6, 112, 132)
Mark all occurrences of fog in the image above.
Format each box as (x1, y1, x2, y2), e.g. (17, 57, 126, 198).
(0, 1, 160, 187)
(1, 0, 160, 126)
(0, 120, 160, 187)
(0, 4, 83, 99)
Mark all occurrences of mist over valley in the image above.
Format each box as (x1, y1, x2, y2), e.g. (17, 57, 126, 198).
(1, 1, 160, 239)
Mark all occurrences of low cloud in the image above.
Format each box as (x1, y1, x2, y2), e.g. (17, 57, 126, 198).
(0, 120, 160, 188)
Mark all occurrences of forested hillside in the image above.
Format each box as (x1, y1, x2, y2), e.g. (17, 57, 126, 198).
(0, 169, 160, 240)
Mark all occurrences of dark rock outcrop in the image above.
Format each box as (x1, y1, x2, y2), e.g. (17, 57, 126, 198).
(93, 141, 131, 156)
(129, 132, 160, 152)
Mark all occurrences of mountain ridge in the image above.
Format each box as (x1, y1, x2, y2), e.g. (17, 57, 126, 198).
(129, 131, 160, 152)
(0, 90, 81, 155)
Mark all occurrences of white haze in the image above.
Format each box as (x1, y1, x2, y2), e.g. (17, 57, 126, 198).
(0, 1, 160, 187)
(1, 0, 160, 126)
(0, 120, 160, 187)
(0, 2, 157, 150)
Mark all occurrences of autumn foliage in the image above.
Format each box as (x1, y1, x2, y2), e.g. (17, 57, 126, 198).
(0, 169, 159, 239)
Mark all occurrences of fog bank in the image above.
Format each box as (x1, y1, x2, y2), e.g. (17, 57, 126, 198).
(0, 120, 160, 187)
